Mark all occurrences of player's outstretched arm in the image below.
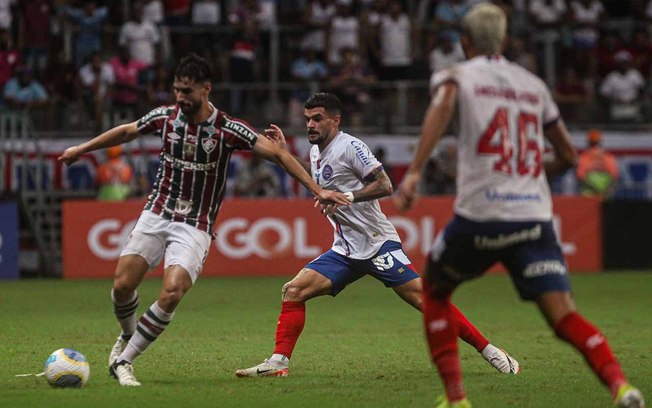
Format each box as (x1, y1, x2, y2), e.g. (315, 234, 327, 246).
(395, 82, 457, 212)
(264, 124, 311, 174)
(57, 121, 141, 165)
(543, 119, 578, 178)
(253, 135, 351, 205)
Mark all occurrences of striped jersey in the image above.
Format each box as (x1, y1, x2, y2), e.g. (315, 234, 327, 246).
(137, 103, 258, 233)
(311, 132, 400, 259)
(430, 55, 560, 222)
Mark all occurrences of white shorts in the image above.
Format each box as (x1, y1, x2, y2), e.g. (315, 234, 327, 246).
(120, 210, 211, 283)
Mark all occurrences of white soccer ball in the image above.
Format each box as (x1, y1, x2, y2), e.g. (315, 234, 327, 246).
(43, 348, 90, 388)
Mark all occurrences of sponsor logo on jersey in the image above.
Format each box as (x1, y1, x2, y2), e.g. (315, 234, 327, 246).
(184, 143, 196, 158)
(322, 164, 333, 180)
(224, 118, 257, 143)
(141, 106, 168, 123)
(350, 140, 372, 166)
(474, 225, 541, 250)
(486, 190, 542, 202)
(202, 137, 217, 153)
(204, 125, 217, 136)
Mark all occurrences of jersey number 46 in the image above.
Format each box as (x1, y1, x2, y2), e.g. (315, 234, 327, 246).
(477, 107, 542, 178)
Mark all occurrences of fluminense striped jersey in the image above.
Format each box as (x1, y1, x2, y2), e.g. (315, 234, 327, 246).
(137, 103, 258, 233)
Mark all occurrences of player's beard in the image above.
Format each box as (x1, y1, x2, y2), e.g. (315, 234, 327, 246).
(179, 100, 201, 116)
(308, 130, 325, 145)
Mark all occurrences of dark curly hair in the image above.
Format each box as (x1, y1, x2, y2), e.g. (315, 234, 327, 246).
(304, 93, 342, 116)
(174, 53, 213, 83)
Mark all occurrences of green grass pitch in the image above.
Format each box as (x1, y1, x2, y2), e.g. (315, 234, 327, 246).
(1, 272, 650, 407)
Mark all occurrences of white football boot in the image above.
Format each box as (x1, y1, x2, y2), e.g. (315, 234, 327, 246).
(109, 360, 141, 386)
(109, 336, 127, 366)
(481, 344, 520, 375)
(235, 359, 289, 377)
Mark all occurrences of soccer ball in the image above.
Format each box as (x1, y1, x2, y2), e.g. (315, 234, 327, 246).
(43, 348, 90, 388)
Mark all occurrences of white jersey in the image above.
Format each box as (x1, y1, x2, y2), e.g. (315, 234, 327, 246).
(310, 132, 400, 259)
(430, 55, 560, 222)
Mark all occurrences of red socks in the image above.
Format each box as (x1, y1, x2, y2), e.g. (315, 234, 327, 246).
(555, 312, 627, 395)
(422, 284, 466, 402)
(273, 301, 306, 359)
(452, 304, 490, 352)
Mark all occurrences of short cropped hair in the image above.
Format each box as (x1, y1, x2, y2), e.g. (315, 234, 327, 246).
(175, 53, 213, 83)
(462, 3, 507, 55)
(304, 93, 342, 116)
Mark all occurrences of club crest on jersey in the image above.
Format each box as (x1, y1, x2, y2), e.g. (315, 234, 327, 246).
(322, 164, 333, 180)
(202, 137, 217, 153)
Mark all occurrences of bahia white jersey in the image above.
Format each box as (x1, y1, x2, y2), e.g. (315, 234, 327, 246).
(310, 132, 400, 259)
(430, 55, 560, 222)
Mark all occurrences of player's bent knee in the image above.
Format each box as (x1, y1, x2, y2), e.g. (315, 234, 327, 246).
(282, 283, 309, 302)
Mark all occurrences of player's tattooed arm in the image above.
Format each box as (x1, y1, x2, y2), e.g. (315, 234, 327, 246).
(348, 166, 393, 203)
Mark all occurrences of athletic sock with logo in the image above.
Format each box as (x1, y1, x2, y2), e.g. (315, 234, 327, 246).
(554, 311, 627, 395)
(422, 282, 465, 403)
(273, 301, 305, 359)
(111, 289, 139, 339)
(451, 303, 490, 352)
(118, 301, 174, 364)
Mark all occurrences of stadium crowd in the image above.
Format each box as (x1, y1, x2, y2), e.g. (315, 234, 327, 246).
(1, 0, 652, 131)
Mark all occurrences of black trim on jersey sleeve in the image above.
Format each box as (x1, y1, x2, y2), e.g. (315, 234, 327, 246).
(543, 117, 560, 130)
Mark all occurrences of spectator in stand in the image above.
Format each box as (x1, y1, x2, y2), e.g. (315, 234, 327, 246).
(555, 65, 591, 122)
(3, 65, 48, 111)
(0, 0, 15, 31)
(359, 0, 386, 74)
(528, 0, 567, 84)
(79, 52, 114, 129)
(569, 0, 605, 76)
(145, 63, 173, 106)
(164, 0, 191, 59)
(97, 145, 134, 201)
(433, 0, 472, 44)
(599, 50, 645, 122)
(119, 1, 161, 67)
(17, 0, 52, 75)
(288, 46, 329, 127)
(143, 0, 165, 25)
(576, 129, 619, 199)
(233, 154, 283, 198)
(300, 0, 335, 54)
(191, 0, 222, 54)
(226, 22, 259, 115)
(593, 30, 626, 79)
(505, 35, 538, 74)
(43, 49, 79, 129)
(628, 28, 652, 77)
(0, 28, 19, 103)
(63, 1, 109, 67)
(109, 46, 149, 121)
(428, 31, 465, 74)
(329, 47, 376, 127)
(376, 0, 413, 81)
(327, 0, 361, 66)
